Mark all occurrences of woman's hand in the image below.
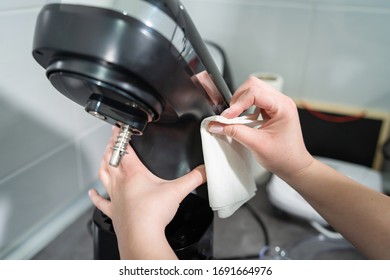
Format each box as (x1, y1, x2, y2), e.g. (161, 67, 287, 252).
(208, 76, 313, 180)
(89, 127, 206, 259)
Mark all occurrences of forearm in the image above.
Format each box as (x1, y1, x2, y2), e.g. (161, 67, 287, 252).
(117, 225, 178, 260)
(282, 159, 390, 259)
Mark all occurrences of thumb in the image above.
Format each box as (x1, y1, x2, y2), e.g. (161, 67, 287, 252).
(88, 189, 112, 219)
(171, 165, 207, 201)
(209, 123, 264, 151)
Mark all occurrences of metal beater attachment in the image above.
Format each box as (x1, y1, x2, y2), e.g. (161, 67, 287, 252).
(109, 124, 133, 167)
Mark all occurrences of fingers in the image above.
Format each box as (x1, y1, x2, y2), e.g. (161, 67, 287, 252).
(119, 142, 149, 174)
(88, 189, 112, 219)
(221, 89, 253, 118)
(99, 126, 144, 178)
(98, 160, 110, 188)
(102, 130, 117, 165)
(222, 76, 282, 119)
(98, 132, 118, 193)
(171, 165, 207, 201)
(211, 123, 265, 152)
(108, 126, 150, 175)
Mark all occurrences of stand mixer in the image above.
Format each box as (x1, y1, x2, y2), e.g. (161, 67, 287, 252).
(32, 0, 231, 259)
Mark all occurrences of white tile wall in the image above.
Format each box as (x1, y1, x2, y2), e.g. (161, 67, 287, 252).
(0, 144, 80, 254)
(182, 0, 390, 111)
(77, 124, 112, 189)
(0, 2, 113, 259)
(0, 9, 79, 178)
(0, 1, 45, 11)
(302, 5, 390, 109)
(182, 0, 313, 99)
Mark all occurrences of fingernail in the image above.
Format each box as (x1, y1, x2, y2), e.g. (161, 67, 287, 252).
(88, 189, 95, 197)
(208, 124, 223, 134)
(221, 108, 230, 117)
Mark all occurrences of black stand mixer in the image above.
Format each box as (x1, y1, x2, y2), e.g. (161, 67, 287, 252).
(32, 0, 231, 259)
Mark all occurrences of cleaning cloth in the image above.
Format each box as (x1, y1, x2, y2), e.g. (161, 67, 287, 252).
(200, 114, 264, 218)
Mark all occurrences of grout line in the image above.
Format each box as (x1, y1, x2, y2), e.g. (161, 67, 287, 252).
(0, 190, 94, 260)
(0, 120, 108, 187)
(0, 141, 74, 186)
(0, 6, 42, 15)
(74, 121, 111, 191)
(74, 139, 85, 192)
(74, 121, 109, 142)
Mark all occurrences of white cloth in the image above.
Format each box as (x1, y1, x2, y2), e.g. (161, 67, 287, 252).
(200, 114, 264, 218)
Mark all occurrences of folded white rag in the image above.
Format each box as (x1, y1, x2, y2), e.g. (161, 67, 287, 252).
(200, 114, 264, 218)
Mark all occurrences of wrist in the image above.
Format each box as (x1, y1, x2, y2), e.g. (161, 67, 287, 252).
(277, 152, 315, 186)
(282, 156, 336, 199)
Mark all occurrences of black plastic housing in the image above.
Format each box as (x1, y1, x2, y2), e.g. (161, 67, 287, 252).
(32, 0, 232, 260)
(32, 2, 230, 178)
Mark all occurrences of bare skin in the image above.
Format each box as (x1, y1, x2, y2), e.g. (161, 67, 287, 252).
(209, 76, 390, 260)
(90, 76, 390, 259)
(89, 132, 206, 259)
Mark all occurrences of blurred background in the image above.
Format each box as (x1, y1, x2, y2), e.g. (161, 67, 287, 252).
(0, 0, 389, 259)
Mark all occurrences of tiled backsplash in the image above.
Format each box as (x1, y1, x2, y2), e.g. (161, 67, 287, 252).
(0, 0, 389, 259)
(0, 3, 111, 259)
(0, 1, 45, 11)
(182, 0, 390, 112)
